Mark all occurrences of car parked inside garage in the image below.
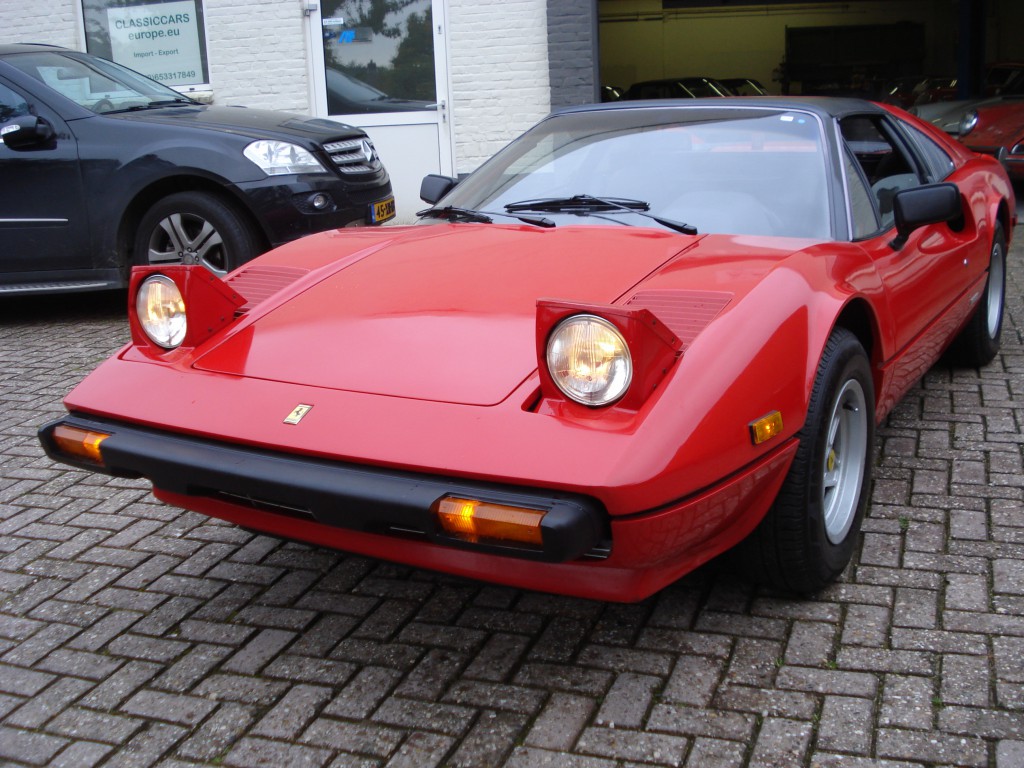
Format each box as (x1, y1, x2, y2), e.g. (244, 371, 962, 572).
(0, 44, 394, 294)
(624, 76, 731, 100)
(958, 98, 1024, 181)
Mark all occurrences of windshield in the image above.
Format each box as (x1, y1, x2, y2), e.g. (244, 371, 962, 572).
(6, 51, 191, 114)
(441, 106, 832, 239)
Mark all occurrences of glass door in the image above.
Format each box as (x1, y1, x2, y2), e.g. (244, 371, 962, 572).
(308, 0, 453, 222)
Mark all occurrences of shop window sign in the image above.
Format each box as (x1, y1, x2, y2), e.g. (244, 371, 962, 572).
(82, 0, 210, 88)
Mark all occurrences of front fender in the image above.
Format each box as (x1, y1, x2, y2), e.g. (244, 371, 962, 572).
(75, 120, 262, 267)
(605, 241, 886, 506)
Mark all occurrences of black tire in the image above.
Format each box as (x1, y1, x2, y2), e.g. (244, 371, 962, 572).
(741, 327, 875, 594)
(946, 221, 1006, 368)
(133, 191, 261, 277)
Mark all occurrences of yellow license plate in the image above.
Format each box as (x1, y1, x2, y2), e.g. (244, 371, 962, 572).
(370, 196, 396, 224)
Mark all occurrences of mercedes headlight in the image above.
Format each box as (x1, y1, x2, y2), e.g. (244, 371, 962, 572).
(136, 275, 186, 348)
(243, 140, 327, 175)
(546, 315, 632, 406)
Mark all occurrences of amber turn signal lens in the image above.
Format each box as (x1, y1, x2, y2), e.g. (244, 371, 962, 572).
(51, 424, 110, 466)
(749, 411, 784, 445)
(434, 497, 545, 547)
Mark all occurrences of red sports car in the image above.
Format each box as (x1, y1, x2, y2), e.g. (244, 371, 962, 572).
(958, 98, 1024, 180)
(40, 98, 1014, 602)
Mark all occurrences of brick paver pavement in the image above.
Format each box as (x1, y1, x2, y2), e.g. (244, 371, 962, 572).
(1, 226, 1022, 767)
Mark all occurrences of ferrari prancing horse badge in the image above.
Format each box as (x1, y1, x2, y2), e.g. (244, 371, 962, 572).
(283, 404, 313, 425)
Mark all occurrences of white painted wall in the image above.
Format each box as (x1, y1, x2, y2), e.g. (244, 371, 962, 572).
(202, 0, 311, 112)
(0, 5, 80, 48)
(447, 0, 552, 175)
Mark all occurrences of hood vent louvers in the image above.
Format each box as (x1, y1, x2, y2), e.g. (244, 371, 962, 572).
(226, 265, 310, 315)
(625, 290, 732, 350)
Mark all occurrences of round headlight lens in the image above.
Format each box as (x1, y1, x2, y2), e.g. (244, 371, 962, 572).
(136, 275, 186, 349)
(959, 110, 978, 136)
(546, 315, 632, 406)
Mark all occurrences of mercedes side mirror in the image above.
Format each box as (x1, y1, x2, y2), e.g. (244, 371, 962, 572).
(1, 115, 56, 150)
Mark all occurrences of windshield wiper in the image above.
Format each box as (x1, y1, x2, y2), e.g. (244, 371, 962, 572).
(505, 194, 697, 235)
(106, 99, 195, 114)
(417, 206, 555, 228)
(506, 195, 649, 213)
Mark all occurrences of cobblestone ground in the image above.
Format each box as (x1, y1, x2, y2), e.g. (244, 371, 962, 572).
(1, 228, 1022, 768)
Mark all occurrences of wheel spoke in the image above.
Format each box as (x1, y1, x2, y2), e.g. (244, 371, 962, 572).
(189, 221, 218, 255)
(146, 215, 188, 265)
(822, 410, 841, 493)
(164, 214, 189, 253)
(147, 248, 181, 264)
(194, 229, 226, 273)
(826, 410, 841, 451)
(823, 465, 840, 493)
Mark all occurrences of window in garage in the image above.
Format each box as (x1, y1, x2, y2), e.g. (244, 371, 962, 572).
(80, 0, 210, 92)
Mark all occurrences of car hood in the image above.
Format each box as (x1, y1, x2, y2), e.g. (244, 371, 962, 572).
(111, 104, 364, 143)
(913, 96, 1003, 131)
(194, 224, 723, 406)
(965, 101, 1024, 146)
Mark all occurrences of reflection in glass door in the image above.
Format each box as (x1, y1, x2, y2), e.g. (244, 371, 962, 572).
(309, 0, 452, 222)
(320, 0, 436, 115)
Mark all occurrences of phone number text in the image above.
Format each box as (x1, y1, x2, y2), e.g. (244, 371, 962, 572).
(151, 71, 197, 81)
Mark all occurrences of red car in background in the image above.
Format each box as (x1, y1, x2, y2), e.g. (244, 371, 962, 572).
(40, 98, 1014, 602)
(959, 98, 1024, 180)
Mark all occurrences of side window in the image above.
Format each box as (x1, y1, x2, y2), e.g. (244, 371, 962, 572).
(0, 81, 30, 123)
(840, 115, 922, 231)
(900, 122, 955, 181)
(843, 146, 879, 239)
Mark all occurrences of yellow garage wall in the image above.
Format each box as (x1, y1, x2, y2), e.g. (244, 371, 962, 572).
(598, 1, 958, 94)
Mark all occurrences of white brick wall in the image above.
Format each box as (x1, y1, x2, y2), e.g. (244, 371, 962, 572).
(447, 0, 552, 174)
(0, 5, 80, 48)
(203, 0, 310, 112)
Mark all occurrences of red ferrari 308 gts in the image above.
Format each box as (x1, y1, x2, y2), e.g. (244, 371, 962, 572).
(41, 98, 1014, 602)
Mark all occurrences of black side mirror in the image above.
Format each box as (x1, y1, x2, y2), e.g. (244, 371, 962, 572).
(891, 182, 961, 249)
(1, 115, 56, 150)
(420, 173, 458, 204)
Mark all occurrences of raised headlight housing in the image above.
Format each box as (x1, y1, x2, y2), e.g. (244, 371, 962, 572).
(546, 314, 633, 406)
(536, 300, 682, 412)
(136, 274, 186, 349)
(128, 266, 247, 355)
(243, 140, 327, 175)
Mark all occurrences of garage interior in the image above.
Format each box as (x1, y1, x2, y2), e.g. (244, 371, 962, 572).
(597, 0, 1024, 102)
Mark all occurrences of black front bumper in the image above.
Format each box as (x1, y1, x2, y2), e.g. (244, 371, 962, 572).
(235, 173, 394, 246)
(39, 415, 608, 563)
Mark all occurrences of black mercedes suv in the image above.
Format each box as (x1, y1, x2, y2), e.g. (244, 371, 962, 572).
(0, 44, 395, 294)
